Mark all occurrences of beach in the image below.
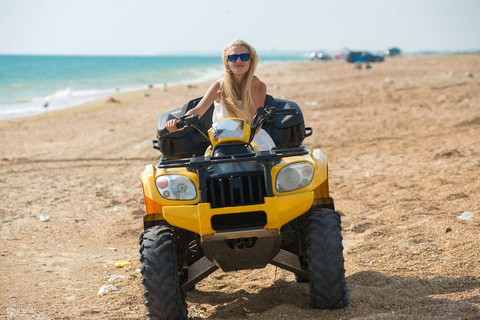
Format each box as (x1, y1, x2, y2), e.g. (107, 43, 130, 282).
(1, 54, 479, 319)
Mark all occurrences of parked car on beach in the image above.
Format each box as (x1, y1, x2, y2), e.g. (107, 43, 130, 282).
(385, 47, 401, 57)
(309, 51, 332, 61)
(346, 51, 384, 63)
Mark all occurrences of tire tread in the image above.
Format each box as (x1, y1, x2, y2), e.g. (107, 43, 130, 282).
(308, 209, 350, 309)
(139, 226, 188, 319)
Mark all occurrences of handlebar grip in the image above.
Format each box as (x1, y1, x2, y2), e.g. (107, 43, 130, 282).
(152, 140, 160, 150)
(275, 109, 297, 115)
(176, 118, 184, 129)
(305, 127, 313, 137)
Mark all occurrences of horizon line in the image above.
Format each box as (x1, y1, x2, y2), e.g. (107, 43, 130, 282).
(1, 48, 479, 57)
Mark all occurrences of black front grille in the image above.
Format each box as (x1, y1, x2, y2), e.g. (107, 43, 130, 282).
(206, 175, 266, 208)
(211, 211, 267, 231)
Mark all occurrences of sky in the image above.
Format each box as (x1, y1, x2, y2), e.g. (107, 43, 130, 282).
(1, 0, 479, 55)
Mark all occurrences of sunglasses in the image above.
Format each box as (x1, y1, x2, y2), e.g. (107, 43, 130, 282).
(227, 53, 251, 62)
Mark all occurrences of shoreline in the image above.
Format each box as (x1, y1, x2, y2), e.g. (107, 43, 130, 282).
(0, 69, 223, 122)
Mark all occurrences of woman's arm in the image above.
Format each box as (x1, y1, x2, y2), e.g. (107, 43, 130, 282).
(165, 81, 221, 132)
(185, 81, 221, 116)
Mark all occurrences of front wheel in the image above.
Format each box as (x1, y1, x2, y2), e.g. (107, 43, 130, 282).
(139, 225, 187, 320)
(307, 208, 349, 309)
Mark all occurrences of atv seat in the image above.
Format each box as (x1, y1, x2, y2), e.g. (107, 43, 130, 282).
(157, 97, 213, 159)
(262, 95, 306, 149)
(156, 95, 307, 159)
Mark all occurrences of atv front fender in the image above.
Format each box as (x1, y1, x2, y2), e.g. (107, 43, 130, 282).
(141, 164, 164, 217)
(311, 149, 333, 206)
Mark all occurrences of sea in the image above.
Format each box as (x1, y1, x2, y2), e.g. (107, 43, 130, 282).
(0, 54, 305, 120)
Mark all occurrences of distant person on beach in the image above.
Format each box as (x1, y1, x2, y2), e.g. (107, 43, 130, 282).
(165, 39, 275, 150)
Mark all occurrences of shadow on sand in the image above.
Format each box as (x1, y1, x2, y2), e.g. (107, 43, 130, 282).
(187, 270, 480, 319)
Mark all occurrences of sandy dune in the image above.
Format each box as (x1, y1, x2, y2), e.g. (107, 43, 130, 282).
(1, 55, 479, 319)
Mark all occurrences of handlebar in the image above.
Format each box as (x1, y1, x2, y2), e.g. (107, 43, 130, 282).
(158, 107, 298, 146)
(175, 113, 204, 130)
(270, 108, 297, 115)
(254, 106, 297, 117)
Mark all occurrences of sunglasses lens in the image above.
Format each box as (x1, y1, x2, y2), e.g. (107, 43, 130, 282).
(228, 54, 238, 62)
(228, 54, 250, 62)
(239, 54, 250, 61)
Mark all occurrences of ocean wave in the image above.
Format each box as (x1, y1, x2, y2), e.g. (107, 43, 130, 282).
(0, 103, 44, 118)
(10, 84, 39, 89)
(0, 87, 118, 120)
(173, 67, 224, 86)
(43, 87, 114, 101)
(15, 99, 32, 103)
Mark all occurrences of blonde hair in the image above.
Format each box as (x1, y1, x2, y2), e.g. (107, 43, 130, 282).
(220, 39, 259, 121)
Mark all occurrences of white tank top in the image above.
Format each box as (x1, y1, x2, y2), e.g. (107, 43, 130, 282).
(213, 95, 236, 122)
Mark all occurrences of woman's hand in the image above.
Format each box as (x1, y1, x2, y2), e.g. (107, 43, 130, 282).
(165, 119, 180, 132)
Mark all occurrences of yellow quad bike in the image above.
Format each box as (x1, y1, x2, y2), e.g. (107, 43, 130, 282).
(140, 95, 349, 319)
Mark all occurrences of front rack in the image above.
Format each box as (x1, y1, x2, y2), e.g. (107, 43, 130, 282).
(156, 145, 309, 202)
(157, 145, 308, 169)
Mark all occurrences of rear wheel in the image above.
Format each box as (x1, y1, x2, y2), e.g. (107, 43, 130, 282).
(139, 225, 187, 320)
(307, 208, 349, 309)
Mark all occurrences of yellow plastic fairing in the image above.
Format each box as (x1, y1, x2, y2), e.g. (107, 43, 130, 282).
(208, 118, 251, 147)
(141, 164, 200, 217)
(310, 149, 331, 202)
(270, 150, 328, 196)
(141, 165, 162, 215)
(162, 192, 313, 236)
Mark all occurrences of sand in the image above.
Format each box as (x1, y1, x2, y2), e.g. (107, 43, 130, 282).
(0, 55, 479, 319)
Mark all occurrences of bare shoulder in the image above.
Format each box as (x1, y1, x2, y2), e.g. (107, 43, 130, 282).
(251, 76, 266, 90)
(210, 80, 221, 91)
(195, 80, 221, 108)
(252, 75, 264, 84)
(206, 80, 222, 97)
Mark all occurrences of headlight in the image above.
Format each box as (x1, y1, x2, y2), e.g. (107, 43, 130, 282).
(275, 162, 314, 193)
(155, 175, 197, 200)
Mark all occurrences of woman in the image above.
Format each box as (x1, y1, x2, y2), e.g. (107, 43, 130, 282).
(165, 39, 275, 150)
